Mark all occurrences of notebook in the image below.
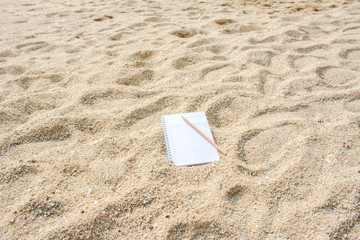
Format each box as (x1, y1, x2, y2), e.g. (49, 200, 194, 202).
(161, 112, 220, 166)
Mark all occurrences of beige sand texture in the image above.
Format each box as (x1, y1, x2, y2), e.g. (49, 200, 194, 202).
(1, 0, 360, 239)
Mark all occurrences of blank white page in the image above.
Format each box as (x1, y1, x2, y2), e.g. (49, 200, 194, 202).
(162, 112, 220, 166)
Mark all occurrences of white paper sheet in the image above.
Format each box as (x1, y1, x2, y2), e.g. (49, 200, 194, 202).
(162, 112, 220, 166)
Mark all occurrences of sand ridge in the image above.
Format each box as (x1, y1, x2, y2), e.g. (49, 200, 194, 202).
(0, 0, 360, 239)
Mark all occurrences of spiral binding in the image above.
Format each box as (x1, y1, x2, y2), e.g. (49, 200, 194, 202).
(162, 116, 173, 162)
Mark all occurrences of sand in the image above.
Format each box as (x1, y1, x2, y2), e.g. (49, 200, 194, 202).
(0, 0, 360, 239)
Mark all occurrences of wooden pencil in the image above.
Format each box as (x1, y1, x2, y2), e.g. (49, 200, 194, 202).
(181, 115, 227, 155)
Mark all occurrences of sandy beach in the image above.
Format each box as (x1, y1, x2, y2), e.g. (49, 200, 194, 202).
(1, 0, 360, 239)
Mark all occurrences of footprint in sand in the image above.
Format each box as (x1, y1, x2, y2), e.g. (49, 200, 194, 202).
(248, 50, 275, 67)
(214, 18, 235, 26)
(120, 96, 175, 128)
(0, 164, 38, 183)
(340, 48, 360, 60)
(116, 69, 154, 86)
(171, 56, 198, 70)
(248, 35, 277, 45)
(0, 65, 26, 75)
(225, 184, 248, 202)
(129, 50, 155, 61)
(170, 28, 205, 38)
(316, 66, 360, 86)
(237, 124, 302, 165)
